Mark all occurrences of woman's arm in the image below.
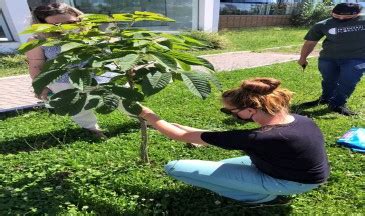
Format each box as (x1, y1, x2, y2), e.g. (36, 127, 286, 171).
(171, 123, 207, 132)
(25, 38, 49, 100)
(140, 106, 209, 146)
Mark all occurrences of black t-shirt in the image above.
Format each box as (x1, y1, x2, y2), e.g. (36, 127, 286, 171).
(304, 16, 365, 59)
(201, 114, 330, 184)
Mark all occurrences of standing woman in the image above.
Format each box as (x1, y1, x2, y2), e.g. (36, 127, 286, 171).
(139, 77, 330, 204)
(26, 3, 105, 138)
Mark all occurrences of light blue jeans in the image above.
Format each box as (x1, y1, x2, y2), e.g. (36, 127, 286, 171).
(164, 156, 320, 203)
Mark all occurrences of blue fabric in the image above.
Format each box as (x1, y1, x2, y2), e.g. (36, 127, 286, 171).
(164, 156, 320, 203)
(318, 58, 365, 107)
(337, 128, 365, 153)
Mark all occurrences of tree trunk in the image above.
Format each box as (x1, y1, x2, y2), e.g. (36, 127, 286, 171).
(138, 117, 149, 163)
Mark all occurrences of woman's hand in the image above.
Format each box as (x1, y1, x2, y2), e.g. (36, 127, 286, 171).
(139, 106, 156, 119)
(36, 87, 51, 100)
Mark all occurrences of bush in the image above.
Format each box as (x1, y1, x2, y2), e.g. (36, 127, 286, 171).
(181, 31, 228, 50)
(290, 0, 333, 26)
(0, 54, 27, 69)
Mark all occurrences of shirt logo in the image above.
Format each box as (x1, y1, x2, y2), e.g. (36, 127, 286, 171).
(328, 25, 365, 35)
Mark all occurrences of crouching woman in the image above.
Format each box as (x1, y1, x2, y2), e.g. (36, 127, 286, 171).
(139, 77, 330, 204)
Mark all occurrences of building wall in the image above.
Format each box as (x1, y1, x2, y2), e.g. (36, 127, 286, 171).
(219, 15, 291, 29)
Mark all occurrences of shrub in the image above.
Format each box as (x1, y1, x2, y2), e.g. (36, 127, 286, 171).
(181, 31, 228, 50)
(290, 0, 333, 27)
(0, 54, 27, 69)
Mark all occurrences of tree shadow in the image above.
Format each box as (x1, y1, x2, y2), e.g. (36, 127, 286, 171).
(118, 184, 293, 216)
(0, 121, 140, 155)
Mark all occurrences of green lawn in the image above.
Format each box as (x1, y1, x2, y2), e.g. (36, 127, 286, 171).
(193, 27, 312, 55)
(1, 58, 364, 215)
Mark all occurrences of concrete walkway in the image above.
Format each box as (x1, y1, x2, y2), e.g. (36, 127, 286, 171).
(0, 51, 308, 113)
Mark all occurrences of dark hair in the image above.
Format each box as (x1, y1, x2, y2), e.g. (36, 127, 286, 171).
(222, 77, 293, 115)
(332, 3, 361, 15)
(32, 3, 83, 24)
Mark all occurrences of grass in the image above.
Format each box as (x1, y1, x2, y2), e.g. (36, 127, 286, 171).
(1, 58, 364, 215)
(0, 54, 28, 78)
(193, 27, 311, 55)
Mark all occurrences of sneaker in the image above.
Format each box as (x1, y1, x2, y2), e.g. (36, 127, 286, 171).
(301, 98, 328, 107)
(329, 105, 357, 116)
(241, 196, 292, 208)
(87, 129, 108, 139)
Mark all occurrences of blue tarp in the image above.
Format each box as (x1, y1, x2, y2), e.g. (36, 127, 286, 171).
(337, 128, 365, 153)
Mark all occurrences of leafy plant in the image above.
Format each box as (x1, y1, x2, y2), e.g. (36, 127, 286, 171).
(18, 11, 221, 163)
(290, 0, 333, 26)
(181, 31, 228, 50)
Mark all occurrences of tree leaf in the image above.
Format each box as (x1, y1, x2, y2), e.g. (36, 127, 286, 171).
(69, 69, 93, 91)
(180, 72, 211, 99)
(133, 11, 175, 22)
(112, 14, 134, 22)
(49, 89, 87, 116)
(200, 72, 222, 91)
(176, 59, 191, 71)
(149, 52, 177, 70)
(141, 72, 172, 96)
(114, 54, 139, 72)
(109, 85, 144, 101)
(169, 51, 214, 71)
(17, 39, 47, 54)
(84, 97, 101, 110)
(61, 42, 86, 52)
(95, 94, 120, 114)
(121, 100, 142, 115)
(32, 69, 69, 94)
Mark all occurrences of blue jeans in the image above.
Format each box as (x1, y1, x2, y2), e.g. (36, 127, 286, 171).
(318, 58, 365, 107)
(164, 156, 320, 203)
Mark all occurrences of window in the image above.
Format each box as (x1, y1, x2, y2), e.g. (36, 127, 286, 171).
(0, 10, 13, 42)
(220, 0, 301, 15)
(74, 0, 197, 31)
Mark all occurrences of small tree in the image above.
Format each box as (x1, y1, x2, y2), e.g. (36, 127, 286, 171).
(19, 12, 221, 163)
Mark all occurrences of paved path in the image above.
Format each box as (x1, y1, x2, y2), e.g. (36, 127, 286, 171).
(0, 51, 313, 113)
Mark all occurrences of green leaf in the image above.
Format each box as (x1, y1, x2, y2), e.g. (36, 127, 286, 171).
(176, 59, 191, 71)
(133, 11, 175, 22)
(169, 51, 215, 71)
(17, 39, 47, 54)
(84, 97, 101, 110)
(20, 24, 58, 34)
(80, 14, 115, 23)
(61, 42, 86, 52)
(141, 72, 172, 96)
(49, 89, 87, 116)
(95, 94, 120, 114)
(200, 72, 222, 91)
(121, 100, 142, 115)
(149, 52, 177, 70)
(69, 69, 93, 91)
(109, 85, 144, 101)
(112, 14, 134, 22)
(114, 54, 139, 72)
(180, 72, 211, 99)
(181, 35, 209, 47)
(32, 69, 68, 94)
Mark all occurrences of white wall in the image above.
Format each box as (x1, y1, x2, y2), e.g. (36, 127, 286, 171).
(199, 0, 220, 32)
(0, 0, 31, 43)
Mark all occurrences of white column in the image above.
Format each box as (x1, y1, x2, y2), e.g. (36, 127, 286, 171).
(0, 0, 32, 43)
(198, 0, 220, 32)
